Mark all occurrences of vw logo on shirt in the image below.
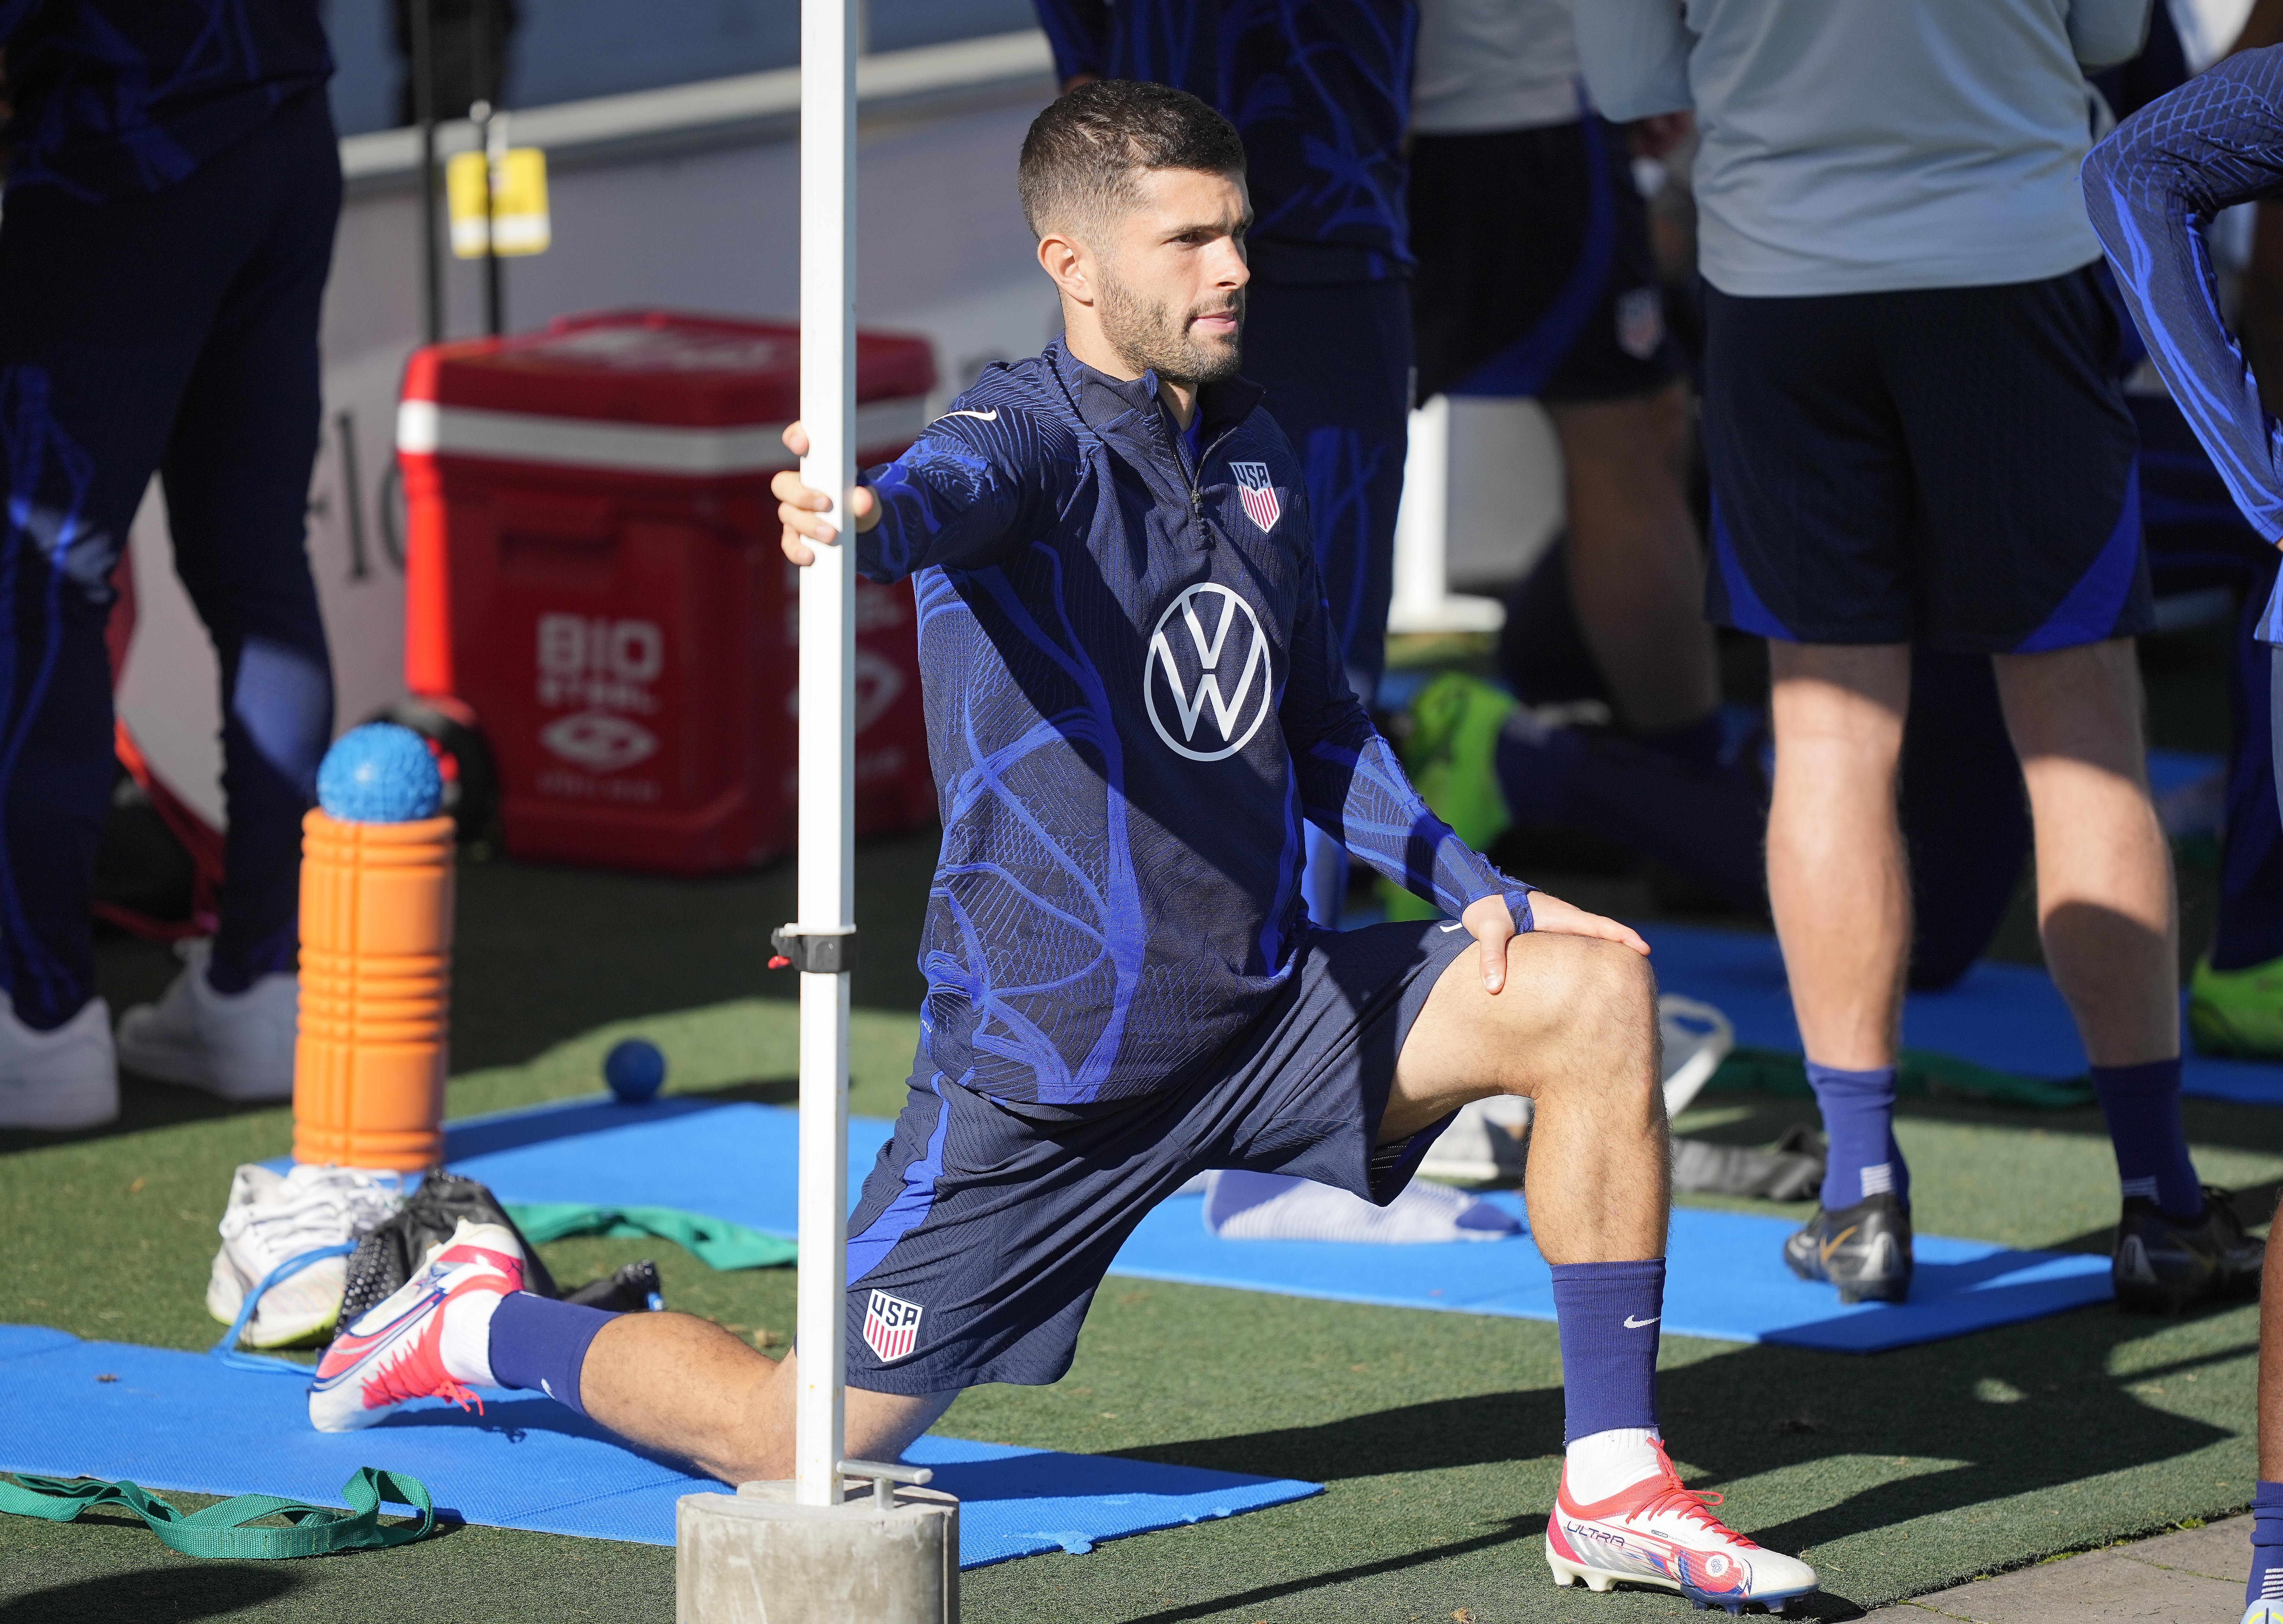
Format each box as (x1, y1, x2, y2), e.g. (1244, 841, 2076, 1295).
(1145, 583, 1274, 762)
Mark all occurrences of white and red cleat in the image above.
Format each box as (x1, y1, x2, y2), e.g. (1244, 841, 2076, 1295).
(308, 1219, 523, 1433)
(1546, 1441, 1817, 1614)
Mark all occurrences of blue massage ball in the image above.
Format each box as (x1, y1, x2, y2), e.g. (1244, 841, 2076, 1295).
(317, 723, 445, 824)
(605, 1038, 667, 1103)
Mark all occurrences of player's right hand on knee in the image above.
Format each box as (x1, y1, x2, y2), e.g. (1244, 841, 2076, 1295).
(773, 421, 881, 565)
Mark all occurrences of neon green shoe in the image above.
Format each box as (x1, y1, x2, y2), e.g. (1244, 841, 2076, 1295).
(1381, 673, 1517, 922)
(2188, 953, 2283, 1058)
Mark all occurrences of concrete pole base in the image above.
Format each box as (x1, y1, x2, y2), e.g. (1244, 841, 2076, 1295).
(677, 1480, 959, 1624)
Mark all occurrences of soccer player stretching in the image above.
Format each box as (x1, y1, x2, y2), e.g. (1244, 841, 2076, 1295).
(2083, 45, 2283, 1624)
(306, 83, 1814, 1612)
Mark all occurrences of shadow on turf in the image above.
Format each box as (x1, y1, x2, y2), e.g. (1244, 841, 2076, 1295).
(0, 1073, 293, 1159)
(0, 1563, 302, 1621)
(1114, 1299, 2255, 1618)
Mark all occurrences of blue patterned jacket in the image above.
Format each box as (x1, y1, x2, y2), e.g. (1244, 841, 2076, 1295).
(856, 340, 1524, 1104)
(0, 0, 331, 209)
(2084, 45, 2283, 640)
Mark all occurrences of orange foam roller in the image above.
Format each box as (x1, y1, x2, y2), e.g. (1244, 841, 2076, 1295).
(293, 809, 457, 1171)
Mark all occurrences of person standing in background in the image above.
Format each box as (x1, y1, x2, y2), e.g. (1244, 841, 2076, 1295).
(0, 1, 339, 1130)
(1032, 0, 1417, 927)
(1408, 0, 1721, 782)
(1578, 0, 2263, 1314)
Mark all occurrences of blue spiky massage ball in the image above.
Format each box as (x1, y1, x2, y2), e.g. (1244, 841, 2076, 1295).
(604, 1038, 667, 1103)
(317, 723, 445, 824)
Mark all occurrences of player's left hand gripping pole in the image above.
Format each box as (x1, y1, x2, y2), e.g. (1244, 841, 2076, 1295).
(790, 0, 857, 1512)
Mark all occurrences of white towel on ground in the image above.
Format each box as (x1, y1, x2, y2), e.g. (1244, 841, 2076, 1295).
(1201, 1169, 1520, 1244)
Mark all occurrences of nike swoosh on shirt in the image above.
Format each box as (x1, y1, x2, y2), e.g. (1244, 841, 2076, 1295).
(936, 409, 998, 422)
(1623, 1314, 1660, 1329)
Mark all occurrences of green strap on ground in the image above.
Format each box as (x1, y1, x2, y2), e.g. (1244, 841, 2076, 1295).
(1708, 1045, 2095, 1109)
(0, 1467, 435, 1558)
(505, 1202, 796, 1269)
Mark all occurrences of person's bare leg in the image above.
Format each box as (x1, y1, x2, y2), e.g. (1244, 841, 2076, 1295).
(1550, 382, 1720, 736)
(1992, 639, 2178, 1065)
(1765, 642, 1913, 1069)
(577, 1313, 956, 1486)
(1386, 930, 1666, 1262)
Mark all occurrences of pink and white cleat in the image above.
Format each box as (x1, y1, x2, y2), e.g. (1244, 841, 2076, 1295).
(1546, 1441, 1817, 1614)
(308, 1219, 523, 1433)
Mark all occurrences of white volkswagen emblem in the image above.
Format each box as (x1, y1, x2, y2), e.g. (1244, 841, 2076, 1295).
(1145, 583, 1273, 762)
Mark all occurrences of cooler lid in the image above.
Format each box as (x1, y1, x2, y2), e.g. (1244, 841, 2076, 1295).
(400, 310, 937, 427)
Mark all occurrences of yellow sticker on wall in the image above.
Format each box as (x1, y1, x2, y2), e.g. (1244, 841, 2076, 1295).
(447, 147, 551, 258)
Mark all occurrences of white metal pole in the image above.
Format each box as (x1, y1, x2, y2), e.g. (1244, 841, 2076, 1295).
(794, 0, 856, 1510)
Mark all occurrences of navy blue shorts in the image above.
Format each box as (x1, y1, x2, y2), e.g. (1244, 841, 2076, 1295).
(840, 917, 1479, 1392)
(1410, 118, 1681, 405)
(1242, 275, 1412, 698)
(1700, 265, 2155, 653)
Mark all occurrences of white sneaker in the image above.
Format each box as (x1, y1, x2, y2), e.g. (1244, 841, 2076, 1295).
(0, 997, 118, 1130)
(116, 939, 298, 1101)
(207, 1163, 408, 1348)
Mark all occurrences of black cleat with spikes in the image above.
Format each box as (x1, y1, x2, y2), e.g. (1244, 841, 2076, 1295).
(1781, 1191, 1913, 1305)
(2112, 1186, 2263, 1314)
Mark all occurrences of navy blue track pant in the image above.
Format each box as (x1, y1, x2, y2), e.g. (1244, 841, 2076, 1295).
(0, 91, 338, 1029)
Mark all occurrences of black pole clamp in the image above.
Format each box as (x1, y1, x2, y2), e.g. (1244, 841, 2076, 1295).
(768, 925, 858, 974)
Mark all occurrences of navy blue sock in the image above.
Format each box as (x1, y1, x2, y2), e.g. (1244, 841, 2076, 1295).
(2091, 1058, 2203, 1220)
(488, 1291, 619, 1416)
(2252, 1481, 2283, 1610)
(1633, 712, 1724, 776)
(1549, 1259, 1664, 1443)
(1806, 1062, 1907, 1210)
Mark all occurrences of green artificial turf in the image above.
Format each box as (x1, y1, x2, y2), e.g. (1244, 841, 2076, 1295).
(4, 822, 2278, 1621)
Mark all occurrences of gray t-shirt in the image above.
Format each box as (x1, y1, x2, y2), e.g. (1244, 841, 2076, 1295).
(1413, 0, 1586, 135)
(1574, 0, 2153, 296)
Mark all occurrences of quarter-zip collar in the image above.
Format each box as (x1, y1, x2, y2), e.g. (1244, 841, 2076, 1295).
(1047, 337, 1265, 470)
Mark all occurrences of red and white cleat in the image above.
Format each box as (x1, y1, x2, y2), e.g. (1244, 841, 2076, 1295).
(308, 1219, 522, 1433)
(1546, 1441, 1817, 1614)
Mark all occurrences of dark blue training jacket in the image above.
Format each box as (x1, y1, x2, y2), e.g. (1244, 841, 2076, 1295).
(0, 0, 331, 209)
(857, 340, 1525, 1106)
(2083, 45, 2283, 641)
(1032, 0, 1417, 283)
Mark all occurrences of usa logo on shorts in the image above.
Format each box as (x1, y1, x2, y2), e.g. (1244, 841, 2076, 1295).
(862, 1290, 924, 1363)
(1230, 461, 1280, 533)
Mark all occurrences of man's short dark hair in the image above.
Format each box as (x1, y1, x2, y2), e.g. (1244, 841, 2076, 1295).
(1018, 79, 1246, 245)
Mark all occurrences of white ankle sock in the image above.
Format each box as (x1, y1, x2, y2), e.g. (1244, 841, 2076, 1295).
(440, 1288, 507, 1387)
(1564, 1427, 1664, 1504)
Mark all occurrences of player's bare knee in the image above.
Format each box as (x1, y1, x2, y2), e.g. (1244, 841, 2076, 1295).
(1525, 937, 1656, 1099)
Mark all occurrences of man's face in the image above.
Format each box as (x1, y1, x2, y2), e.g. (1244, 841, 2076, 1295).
(1094, 167, 1251, 387)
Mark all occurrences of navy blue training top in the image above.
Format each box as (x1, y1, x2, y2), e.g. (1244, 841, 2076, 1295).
(0, 0, 332, 209)
(856, 340, 1526, 1106)
(2083, 45, 2283, 641)
(1033, 0, 1417, 283)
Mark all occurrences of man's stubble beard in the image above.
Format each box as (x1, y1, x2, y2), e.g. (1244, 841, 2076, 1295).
(1098, 264, 1245, 387)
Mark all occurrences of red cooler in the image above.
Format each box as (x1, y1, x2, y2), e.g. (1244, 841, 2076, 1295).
(396, 310, 938, 873)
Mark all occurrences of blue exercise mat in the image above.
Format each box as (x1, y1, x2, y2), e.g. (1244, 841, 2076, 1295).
(0, 1326, 1317, 1565)
(1638, 921, 2283, 1107)
(432, 1098, 2112, 1353)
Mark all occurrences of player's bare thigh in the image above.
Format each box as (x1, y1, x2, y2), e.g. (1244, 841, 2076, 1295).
(1379, 929, 1658, 1144)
